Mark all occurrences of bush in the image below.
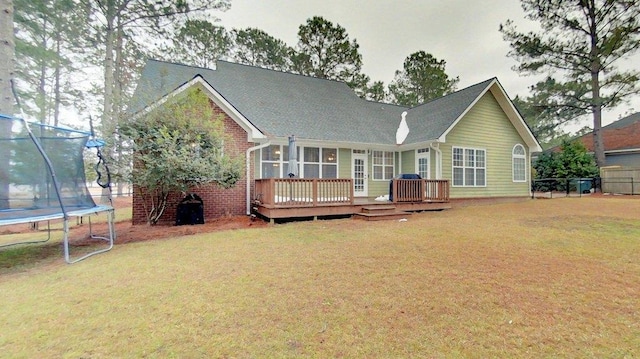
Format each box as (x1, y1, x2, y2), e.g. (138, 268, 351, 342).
(533, 139, 598, 191)
(122, 88, 242, 224)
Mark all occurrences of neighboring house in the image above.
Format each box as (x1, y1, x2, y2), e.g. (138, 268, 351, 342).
(128, 59, 541, 224)
(574, 112, 640, 167)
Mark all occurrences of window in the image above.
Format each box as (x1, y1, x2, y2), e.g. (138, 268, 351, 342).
(372, 150, 394, 180)
(260, 145, 336, 178)
(322, 148, 338, 178)
(303, 147, 320, 178)
(261, 144, 282, 178)
(512, 144, 526, 182)
(452, 147, 486, 186)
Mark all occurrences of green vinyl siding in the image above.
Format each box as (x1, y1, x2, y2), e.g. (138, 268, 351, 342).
(368, 178, 389, 197)
(441, 92, 530, 198)
(338, 148, 351, 178)
(401, 150, 415, 174)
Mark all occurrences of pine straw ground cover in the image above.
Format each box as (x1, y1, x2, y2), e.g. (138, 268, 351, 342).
(0, 197, 638, 358)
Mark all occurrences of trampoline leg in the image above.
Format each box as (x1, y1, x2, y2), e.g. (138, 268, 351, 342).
(64, 209, 115, 264)
(63, 219, 71, 263)
(0, 220, 53, 249)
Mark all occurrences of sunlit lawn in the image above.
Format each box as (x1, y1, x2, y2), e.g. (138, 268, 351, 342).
(0, 197, 639, 358)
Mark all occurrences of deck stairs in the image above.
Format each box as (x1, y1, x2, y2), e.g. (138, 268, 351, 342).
(352, 205, 411, 221)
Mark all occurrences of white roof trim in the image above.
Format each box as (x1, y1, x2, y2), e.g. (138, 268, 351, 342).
(255, 137, 404, 151)
(191, 76, 265, 141)
(438, 79, 542, 153)
(605, 148, 640, 154)
(133, 76, 265, 142)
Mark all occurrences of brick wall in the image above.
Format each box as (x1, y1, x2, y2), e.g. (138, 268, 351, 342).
(132, 100, 255, 225)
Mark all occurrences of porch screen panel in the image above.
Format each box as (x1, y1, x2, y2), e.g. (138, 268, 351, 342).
(303, 147, 320, 178)
(261, 145, 282, 178)
(322, 148, 337, 178)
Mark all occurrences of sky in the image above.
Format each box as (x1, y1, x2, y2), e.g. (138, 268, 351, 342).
(216, 0, 640, 129)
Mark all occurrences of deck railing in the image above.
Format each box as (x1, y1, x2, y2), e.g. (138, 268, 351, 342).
(254, 178, 354, 207)
(391, 179, 450, 203)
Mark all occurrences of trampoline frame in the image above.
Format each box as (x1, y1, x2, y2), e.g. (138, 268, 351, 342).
(0, 114, 115, 264)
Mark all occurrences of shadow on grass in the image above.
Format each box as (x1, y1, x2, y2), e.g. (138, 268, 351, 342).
(0, 243, 62, 273)
(0, 240, 108, 274)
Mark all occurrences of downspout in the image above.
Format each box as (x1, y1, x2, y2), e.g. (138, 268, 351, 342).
(430, 142, 442, 179)
(246, 142, 271, 215)
(528, 149, 533, 198)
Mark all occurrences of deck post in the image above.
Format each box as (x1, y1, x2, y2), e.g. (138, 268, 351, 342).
(312, 179, 318, 206)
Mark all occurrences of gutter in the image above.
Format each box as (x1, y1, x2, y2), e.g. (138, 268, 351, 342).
(604, 148, 640, 154)
(246, 142, 271, 215)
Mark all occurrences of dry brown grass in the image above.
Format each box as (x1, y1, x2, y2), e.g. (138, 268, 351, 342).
(0, 197, 638, 358)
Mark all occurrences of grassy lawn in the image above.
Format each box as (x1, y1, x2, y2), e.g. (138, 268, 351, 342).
(0, 197, 638, 358)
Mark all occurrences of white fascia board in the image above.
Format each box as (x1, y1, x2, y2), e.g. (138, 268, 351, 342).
(437, 80, 495, 143)
(437, 79, 543, 153)
(190, 77, 265, 142)
(265, 136, 437, 153)
(133, 76, 265, 142)
(268, 137, 403, 151)
(395, 140, 439, 152)
(489, 81, 542, 153)
(605, 148, 640, 154)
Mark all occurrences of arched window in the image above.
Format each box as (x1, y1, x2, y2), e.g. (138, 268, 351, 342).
(512, 144, 526, 182)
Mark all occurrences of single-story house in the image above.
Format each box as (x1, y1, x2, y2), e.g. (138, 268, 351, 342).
(574, 112, 640, 167)
(128, 59, 541, 224)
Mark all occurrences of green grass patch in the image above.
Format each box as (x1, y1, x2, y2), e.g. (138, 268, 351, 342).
(0, 198, 639, 357)
(0, 206, 131, 270)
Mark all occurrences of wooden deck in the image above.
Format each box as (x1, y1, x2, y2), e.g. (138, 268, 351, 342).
(253, 178, 450, 221)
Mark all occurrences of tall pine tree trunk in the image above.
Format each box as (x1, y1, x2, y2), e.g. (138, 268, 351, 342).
(0, 0, 14, 209)
(591, 80, 605, 167)
(53, 30, 61, 127)
(113, 21, 124, 197)
(588, 4, 606, 168)
(102, 6, 115, 132)
(99, 6, 116, 202)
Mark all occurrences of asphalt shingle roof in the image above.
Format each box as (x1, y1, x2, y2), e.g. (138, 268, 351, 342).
(129, 59, 496, 146)
(576, 112, 640, 152)
(404, 78, 495, 143)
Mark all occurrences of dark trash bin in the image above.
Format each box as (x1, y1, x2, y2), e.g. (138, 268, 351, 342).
(577, 179, 592, 194)
(389, 173, 422, 202)
(176, 193, 204, 225)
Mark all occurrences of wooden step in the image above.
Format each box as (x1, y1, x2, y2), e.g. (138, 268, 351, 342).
(361, 206, 397, 214)
(353, 211, 411, 221)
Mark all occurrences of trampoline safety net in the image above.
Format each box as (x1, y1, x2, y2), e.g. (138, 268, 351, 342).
(0, 114, 115, 264)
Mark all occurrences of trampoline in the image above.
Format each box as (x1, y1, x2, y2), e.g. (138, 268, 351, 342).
(0, 113, 115, 264)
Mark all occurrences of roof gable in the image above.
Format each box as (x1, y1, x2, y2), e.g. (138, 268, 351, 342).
(129, 59, 540, 152)
(403, 79, 494, 144)
(129, 59, 408, 145)
(403, 78, 541, 151)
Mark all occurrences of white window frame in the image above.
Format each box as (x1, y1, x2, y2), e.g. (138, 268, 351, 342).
(415, 148, 430, 179)
(259, 145, 337, 179)
(372, 150, 395, 181)
(452, 146, 486, 187)
(512, 144, 527, 183)
(301, 147, 338, 178)
(260, 144, 284, 178)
